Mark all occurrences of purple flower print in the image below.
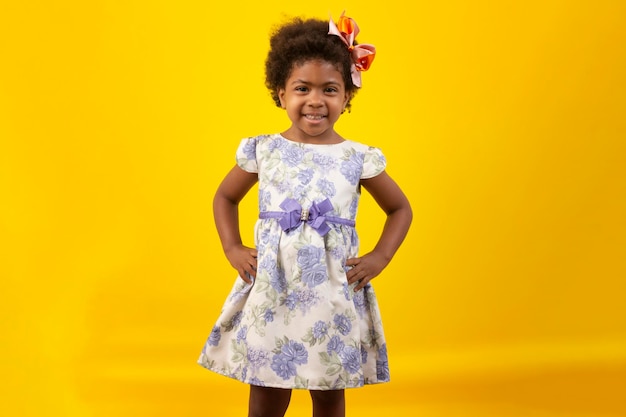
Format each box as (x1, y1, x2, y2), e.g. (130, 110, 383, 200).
(269, 137, 285, 152)
(272, 268, 287, 293)
(259, 190, 272, 212)
(242, 138, 257, 160)
(248, 377, 266, 386)
(327, 335, 345, 354)
(236, 325, 248, 342)
(349, 198, 358, 218)
(330, 246, 344, 260)
(247, 347, 270, 370)
(292, 185, 308, 201)
(282, 145, 304, 167)
(339, 346, 361, 374)
(295, 288, 319, 313)
(298, 168, 314, 185)
(340, 152, 364, 185)
(283, 289, 319, 313)
(360, 345, 368, 364)
(262, 257, 287, 292)
(333, 314, 352, 336)
(259, 256, 277, 275)
(284, 292, 298, 311)
(271, 355, 297, 380)
(342, 282, 351, 300)
(297, 246, 324, 269)
(376, 343, 390, 381)
(282, 340, 308, 365)
(312, 321, 329, 339)
(352, 289, 369, 316)
(231, 311, 243, 328)
(228, 281, 253, 303)
(367, 146, 386, 165)
(301, 264, 327, 288)
(263, 308, 274, 323)
(316, 178, 336, 198)
(312, 152, 336, 169)
(271, 340, 308, 380)
(297, 246, 328, 287)
(207, 325, 221, 346)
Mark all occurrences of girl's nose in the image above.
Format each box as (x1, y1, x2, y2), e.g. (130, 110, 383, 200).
(308, 90, 324, 106)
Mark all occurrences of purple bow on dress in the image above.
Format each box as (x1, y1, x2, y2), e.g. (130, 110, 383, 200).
(278, 198, 334, 236)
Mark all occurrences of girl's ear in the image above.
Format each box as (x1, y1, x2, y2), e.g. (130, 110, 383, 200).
(278, 89, 287, 109)
(343, 92, 352, 111)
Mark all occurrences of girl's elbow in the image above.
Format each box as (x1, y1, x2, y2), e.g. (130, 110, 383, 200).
(386, 201, 412, 222)
(403, 203, 413, 225)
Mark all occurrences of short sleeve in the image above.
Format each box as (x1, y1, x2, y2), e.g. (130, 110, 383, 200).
(235, 137, 258, 173)
(361, 146, 387, 179)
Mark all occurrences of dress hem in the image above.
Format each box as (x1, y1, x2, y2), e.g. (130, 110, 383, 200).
(197, 360, 390, 391)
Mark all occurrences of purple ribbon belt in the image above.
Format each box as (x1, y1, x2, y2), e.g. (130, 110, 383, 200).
(259, 198, 355, 236)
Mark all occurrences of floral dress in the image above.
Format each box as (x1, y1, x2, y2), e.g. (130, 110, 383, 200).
(198, 133, 390, 390)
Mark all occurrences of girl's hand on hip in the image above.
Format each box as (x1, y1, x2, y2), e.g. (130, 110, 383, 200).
(345, 252, 389, 291)
(224, 244, 258, 284)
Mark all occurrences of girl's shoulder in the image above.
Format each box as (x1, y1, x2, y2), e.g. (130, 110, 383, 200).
(342, 138, 381, 152)
(239, 133, 283, 149)
(341, 139, 387, 179)
(241, 133, 281, 144)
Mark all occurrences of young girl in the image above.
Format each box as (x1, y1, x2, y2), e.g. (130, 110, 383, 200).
(199, 13, 412, 417)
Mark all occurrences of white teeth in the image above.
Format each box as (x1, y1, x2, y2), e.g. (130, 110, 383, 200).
(305, 115, 324, 120)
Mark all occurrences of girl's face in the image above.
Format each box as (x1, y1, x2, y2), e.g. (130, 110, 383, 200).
(278, 60, 350, 144)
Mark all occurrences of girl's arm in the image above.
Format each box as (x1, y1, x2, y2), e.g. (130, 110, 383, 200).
(346, 171, 413, 291)
(213, 165, 259, 283)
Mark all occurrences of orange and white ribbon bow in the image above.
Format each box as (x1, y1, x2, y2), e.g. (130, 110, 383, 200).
(328, 12, 376, 88)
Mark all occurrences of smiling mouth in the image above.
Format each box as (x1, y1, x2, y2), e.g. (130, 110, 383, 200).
(304, 114, 326, 120)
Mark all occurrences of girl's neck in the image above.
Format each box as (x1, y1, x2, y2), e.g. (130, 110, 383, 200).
(280, 128, 344, 145)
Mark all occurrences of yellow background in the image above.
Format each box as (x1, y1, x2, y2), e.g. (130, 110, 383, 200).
(1, 1, 625, 416)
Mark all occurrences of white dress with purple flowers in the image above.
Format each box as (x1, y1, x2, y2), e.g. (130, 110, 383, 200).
(198, 133, 390, 390)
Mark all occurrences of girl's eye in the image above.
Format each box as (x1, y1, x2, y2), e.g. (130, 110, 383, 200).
(325, 87, 338, 93)
(295, 86, 308, 92)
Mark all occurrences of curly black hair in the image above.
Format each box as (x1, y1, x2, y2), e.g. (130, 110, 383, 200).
(265, 17, 359, 111)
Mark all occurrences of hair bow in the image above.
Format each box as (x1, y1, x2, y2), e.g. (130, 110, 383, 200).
(328, 12, 376, 88)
